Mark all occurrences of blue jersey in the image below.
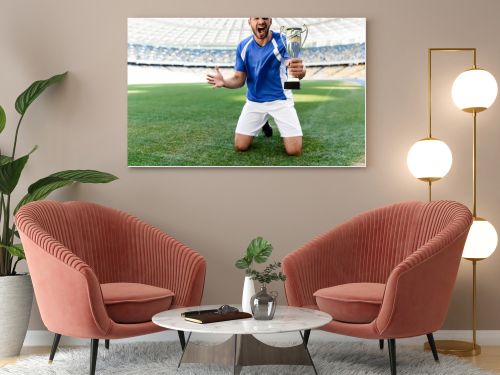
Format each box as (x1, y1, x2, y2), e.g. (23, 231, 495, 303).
(234, 31, 291, 103)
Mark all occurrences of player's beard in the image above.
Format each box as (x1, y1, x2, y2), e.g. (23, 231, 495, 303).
(252, 23, 270, 40)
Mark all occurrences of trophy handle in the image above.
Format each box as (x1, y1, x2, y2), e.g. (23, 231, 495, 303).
(301, 24, 309, 48)
(279, 26, 287, 48)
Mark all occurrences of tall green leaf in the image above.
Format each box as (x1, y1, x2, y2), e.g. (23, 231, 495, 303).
(14, 169, 118, 214)
(16, 180, 73, 212)
(0, 155, 13, 166)
(15, 72, 67, 115)
(1, 244, 25, 260)
(0, 105, 5, 134)
(0, 147, 37, 194)
(28, 170, 117, 193)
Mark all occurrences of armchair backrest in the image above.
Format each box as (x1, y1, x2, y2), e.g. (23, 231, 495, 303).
(345, 200, 469, 284)
(17, 200, 136, 284)
(340, 201, 422, 284)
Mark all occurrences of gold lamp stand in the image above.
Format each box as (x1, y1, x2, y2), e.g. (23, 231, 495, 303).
(421, 48, 497, 357)
(425, 105, 481, 357)
(424, 258, 481, 356)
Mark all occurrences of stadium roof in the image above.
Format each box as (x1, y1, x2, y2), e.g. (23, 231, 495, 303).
(128, 18, 365, 49)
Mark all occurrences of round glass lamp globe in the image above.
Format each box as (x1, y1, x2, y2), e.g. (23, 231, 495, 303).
(407, 138, 453, 180)
(452, 69, 498, 112)
(462, 218, 498, 259)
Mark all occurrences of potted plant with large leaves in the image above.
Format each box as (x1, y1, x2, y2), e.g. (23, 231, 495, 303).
(0, 72, 117, 358)
(235, 237, 274, 313)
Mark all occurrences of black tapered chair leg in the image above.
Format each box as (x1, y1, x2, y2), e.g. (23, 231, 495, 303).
(426, 333, 439, 361)
(388, 339, 396, 375)
(177, 330, 186, 350)
(105, 339, 110, 350)
(379, 339, 384, 350)
(303, 329, 311, 347)
(90, 339, 99, 375)
(48, 333, 62, 363)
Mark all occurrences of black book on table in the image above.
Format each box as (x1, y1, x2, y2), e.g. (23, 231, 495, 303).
(182, 310, 252, 324)
(181, 309, 218, 317)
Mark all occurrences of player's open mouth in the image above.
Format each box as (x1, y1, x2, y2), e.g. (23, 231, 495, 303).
(257, 26, 266, 36)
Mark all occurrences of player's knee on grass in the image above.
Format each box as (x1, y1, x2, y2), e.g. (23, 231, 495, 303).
(284, 137, 302, 156)
(235, 143, 250, 152)
(234, 134, 253, 152)
(286, 147, 302, 156)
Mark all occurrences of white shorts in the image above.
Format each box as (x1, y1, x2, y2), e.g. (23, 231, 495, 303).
(235, 99, 303, 138)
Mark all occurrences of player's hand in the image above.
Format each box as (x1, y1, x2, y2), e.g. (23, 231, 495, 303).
(287, 58, 305, 79)
(206, 66, 225, 88)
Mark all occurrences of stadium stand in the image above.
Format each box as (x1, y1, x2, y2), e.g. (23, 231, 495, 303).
(127, 18, 366, 84)
(127, 43, 365, 67)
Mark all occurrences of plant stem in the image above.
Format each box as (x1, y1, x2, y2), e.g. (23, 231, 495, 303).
(11, 114, 24, 159)
(3, 113, 24, 275)
(3, 194, 11, 274)
(10, 223, 16, 243)
(0, 247, 4, 277)
(11, 258, 21, 275)
(8, 222, 17, 274)
(0, 194, 5, 275)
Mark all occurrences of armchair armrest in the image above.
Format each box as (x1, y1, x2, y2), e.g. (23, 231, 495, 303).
(376, 227, 471, 338)
(17, 230, 111, 339)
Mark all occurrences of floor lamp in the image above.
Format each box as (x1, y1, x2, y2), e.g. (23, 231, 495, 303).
(407, 48, 498, 356)
(407, 49, 454, 199)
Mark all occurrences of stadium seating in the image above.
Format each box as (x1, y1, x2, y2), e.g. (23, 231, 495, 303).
(127, 43, 366, 68)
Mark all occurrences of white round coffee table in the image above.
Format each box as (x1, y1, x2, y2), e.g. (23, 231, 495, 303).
(153, 305, 331, 375)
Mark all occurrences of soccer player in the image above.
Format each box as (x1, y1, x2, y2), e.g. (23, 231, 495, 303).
(206, 17, 306, 156)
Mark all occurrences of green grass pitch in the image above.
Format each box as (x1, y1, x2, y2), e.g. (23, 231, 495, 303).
(128, 80, 365, 167)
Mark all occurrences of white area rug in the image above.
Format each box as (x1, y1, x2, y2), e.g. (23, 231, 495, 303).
(0, 341, 494, 374)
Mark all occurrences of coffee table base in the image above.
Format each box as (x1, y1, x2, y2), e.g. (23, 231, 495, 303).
(178, 331, 317, 374)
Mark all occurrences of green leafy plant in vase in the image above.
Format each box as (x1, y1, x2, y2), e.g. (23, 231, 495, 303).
(0, 72, 117, 357)
(235, 237, 286, 319)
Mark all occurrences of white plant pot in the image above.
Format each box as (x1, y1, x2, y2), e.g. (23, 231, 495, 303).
(242, 276, 255, 313)
(0, 274, 33, 358)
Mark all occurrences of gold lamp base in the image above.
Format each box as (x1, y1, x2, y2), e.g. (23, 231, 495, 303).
(424, 340, 481, 357)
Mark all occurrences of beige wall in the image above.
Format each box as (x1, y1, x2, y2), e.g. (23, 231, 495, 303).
(2, 0, 500, 331)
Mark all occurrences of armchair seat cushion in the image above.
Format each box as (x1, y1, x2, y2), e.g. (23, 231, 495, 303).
(102, 283, 174, 324)
(314, 283, 385, 324)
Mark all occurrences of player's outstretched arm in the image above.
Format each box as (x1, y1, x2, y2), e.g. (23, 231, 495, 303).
(206, 66, 246, 89)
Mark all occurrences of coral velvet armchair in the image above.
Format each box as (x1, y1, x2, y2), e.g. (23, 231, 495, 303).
(15, 201, 206, 375)
(283, 200, 472, 375)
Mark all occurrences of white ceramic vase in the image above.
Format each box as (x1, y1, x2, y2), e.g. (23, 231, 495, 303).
(0, 274, 34, 358)
(241, 275, 255, 313)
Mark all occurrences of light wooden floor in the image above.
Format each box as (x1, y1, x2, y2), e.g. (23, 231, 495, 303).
(464, 346, 500, 373)
(1, 345, 500, 372)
